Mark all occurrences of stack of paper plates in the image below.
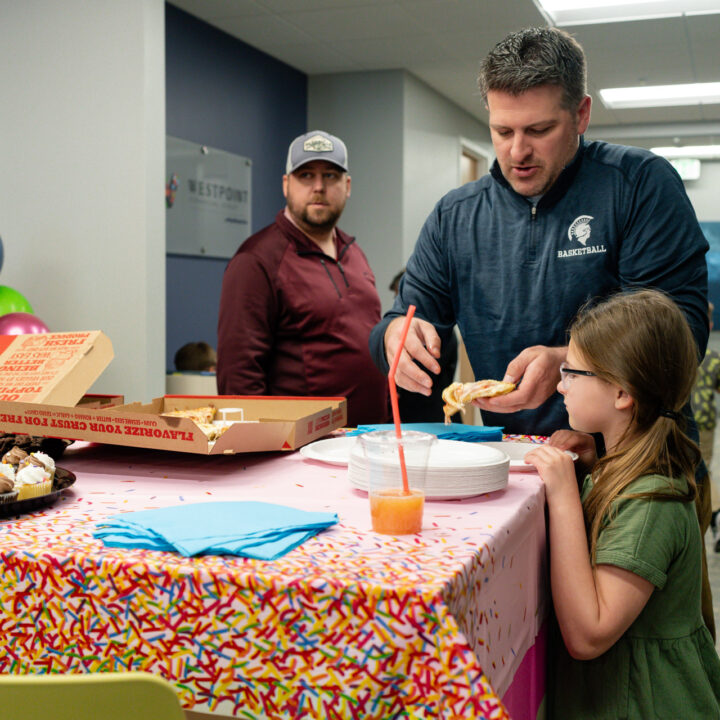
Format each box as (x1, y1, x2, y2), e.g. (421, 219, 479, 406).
(347, 438, 510, 500)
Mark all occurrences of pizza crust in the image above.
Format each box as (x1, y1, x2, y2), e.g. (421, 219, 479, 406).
(195, 422, 230, 442)
(161, 406, 223, 440)
(441, 380, 516, 423)
(161, 406, 217, 424)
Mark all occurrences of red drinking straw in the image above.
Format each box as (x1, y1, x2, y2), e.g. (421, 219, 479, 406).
(387, 304, 416, 494)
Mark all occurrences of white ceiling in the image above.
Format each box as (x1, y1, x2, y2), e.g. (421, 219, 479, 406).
(168, 0, 720, 149)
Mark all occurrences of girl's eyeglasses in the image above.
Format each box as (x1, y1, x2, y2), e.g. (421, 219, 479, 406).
(559, 362, 596, 390)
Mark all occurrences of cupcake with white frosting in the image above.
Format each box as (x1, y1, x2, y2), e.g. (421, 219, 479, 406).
(31, 451, 55, 481)
(18, 452, 55, 483)
(15, 464, 51, 500)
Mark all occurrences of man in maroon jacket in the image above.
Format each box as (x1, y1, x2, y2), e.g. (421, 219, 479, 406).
(217, 130, 389, 426)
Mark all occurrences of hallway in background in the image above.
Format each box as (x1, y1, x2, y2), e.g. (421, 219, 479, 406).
(704, 330, 720, 651)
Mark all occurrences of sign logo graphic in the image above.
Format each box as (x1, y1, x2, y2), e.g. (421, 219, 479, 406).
(166, 173, 179, 209)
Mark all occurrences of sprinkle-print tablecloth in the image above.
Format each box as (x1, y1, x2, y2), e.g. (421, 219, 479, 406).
(0, 441, 547, 719)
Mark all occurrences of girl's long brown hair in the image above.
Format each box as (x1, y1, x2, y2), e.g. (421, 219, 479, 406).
(570, 289, 701, 562)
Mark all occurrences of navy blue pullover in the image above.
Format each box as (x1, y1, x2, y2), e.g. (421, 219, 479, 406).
(369, 139, 709, 435)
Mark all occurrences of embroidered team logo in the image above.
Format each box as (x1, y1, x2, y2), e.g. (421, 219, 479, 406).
(568, 215, 593, 246)
(557, 215, 606, 259)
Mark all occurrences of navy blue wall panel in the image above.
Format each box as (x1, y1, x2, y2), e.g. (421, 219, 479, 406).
(165, 4, 307, 370)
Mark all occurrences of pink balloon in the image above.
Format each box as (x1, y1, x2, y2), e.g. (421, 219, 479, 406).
(0, 312, 49, 335)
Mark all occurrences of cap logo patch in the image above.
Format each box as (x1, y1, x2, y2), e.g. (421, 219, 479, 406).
(304, 135, 333, 153)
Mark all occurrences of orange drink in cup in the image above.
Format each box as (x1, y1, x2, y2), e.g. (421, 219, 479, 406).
(359, 430, 436, 535)
(370, 488, 425, 534)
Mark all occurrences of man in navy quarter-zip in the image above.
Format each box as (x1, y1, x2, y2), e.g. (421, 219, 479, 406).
(369, 27, 713, 635)
(218, 130, 388, 427)
(370, 27, 708, 436)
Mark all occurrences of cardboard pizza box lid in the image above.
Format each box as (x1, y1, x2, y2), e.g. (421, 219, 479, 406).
(0, 331, 113, 407)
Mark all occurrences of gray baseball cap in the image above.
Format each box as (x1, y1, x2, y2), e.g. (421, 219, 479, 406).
(285, 130, 349, 174)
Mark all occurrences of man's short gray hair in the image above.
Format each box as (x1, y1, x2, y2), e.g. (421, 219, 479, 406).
(478, 27, 587, 111)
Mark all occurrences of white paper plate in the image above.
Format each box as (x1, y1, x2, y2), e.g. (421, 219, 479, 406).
(300, 436, 510, 469)
(348, 439, 509, 469)
(481, 441, 578, 472)
(299, 436, 358, 466)
(301, 436, 510, 498)
(347, 467, 509, 499)
(347, 439, 510, 500)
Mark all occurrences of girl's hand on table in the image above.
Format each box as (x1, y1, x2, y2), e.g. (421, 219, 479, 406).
(525, 444, 578, 505)
(547, 429, 597, 476)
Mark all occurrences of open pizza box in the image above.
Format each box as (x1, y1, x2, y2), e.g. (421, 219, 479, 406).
(0, 331, 121, 408)
(0, 331, 346, 454)
(107, 395, 347, 454)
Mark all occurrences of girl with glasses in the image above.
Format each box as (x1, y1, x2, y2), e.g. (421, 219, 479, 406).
(525, 289, 720, 719)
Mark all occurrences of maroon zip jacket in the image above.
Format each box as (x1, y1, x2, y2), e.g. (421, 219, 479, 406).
(217, 211, 389, 426)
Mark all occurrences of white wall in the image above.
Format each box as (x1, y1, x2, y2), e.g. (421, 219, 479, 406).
(403, 73, 493, 262)
(309, 70, 492, 311)
(0, 0, 166, 403)
(309, 71, 405, 311)
(685, 161, 720, 221)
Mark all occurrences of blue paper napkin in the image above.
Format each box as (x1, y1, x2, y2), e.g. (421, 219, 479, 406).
(346, 423, 503, 442)
(93, 502, 338, 560)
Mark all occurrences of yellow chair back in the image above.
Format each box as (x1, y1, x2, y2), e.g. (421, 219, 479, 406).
(0, 672, 185, 720)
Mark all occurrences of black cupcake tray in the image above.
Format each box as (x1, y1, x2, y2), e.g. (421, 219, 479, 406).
(0, 467, 76, 518)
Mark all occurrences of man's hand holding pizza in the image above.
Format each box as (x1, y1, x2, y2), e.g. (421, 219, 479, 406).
(473, 345, 567, 413)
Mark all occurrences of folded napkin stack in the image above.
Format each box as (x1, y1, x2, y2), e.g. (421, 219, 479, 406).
(93, 502, 338, 560)
(347, 423, 503, 442)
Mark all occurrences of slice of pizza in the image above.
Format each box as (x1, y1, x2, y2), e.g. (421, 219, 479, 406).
(442, 380, 516, 424)
(161, 406, 217, 424)
(194, 421, 231, 442)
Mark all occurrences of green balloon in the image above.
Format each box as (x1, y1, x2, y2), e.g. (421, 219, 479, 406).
(0, 286, 33, 316)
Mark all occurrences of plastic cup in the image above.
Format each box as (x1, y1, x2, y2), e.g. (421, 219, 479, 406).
(359, 430, 436, 535)
(218, 407, 244, 420)
(216, 407, 245, 426)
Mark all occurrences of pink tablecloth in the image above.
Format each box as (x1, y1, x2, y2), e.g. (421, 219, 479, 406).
(0, 441, 547, 719)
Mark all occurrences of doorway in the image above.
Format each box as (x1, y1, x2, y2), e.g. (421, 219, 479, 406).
(456, 142, 492, 424)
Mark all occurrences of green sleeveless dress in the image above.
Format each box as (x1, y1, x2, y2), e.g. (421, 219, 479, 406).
(550, 474, 720, 719)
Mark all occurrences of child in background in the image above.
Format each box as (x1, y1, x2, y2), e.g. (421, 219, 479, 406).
(174, 342, 217, 373)
(526, 290, 720, 719)
(691, 301, 720, 551)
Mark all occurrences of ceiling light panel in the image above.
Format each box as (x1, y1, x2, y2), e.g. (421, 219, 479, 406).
(599, 82, 720, 108)
(651, 144, 720, 158)
(536, 0, 720, 26)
